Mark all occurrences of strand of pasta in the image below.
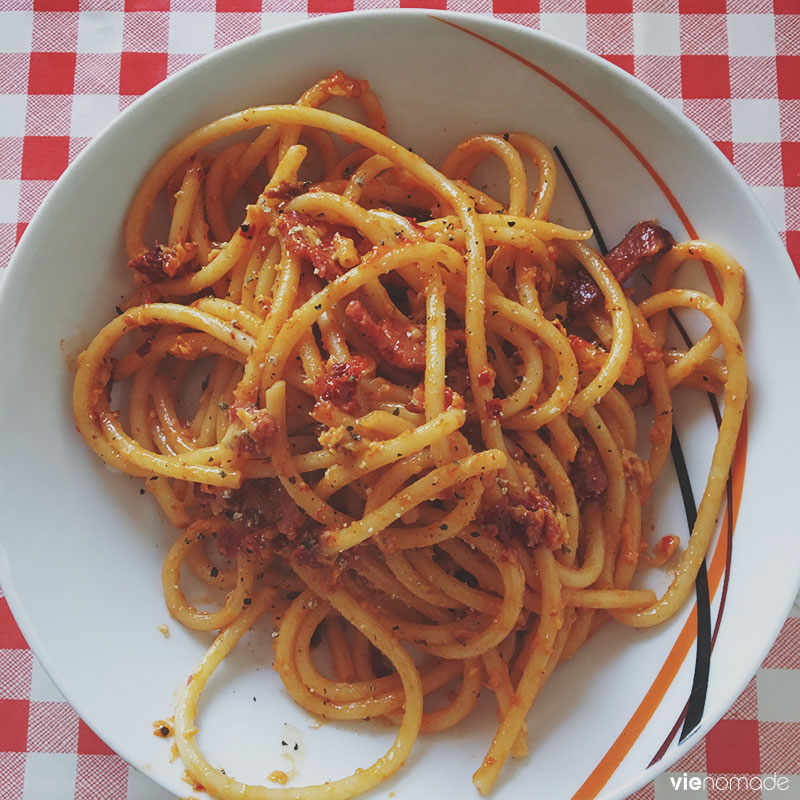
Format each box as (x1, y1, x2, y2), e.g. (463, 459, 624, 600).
(473, 547, 564, 795)
(612, 288, 746, 626)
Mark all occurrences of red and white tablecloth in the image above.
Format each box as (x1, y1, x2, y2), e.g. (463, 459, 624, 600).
(0, 2, 798, 799)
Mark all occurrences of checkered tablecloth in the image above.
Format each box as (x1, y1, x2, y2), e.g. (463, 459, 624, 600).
(0, 2, 798, 799)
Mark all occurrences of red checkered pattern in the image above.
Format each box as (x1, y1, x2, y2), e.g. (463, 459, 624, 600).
(0, 3, 798, 798)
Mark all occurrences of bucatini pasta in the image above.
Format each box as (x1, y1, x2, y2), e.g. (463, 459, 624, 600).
(73, 72, 747, 798)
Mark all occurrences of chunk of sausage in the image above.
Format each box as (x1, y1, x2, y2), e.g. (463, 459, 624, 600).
(565, 221, 675, 315)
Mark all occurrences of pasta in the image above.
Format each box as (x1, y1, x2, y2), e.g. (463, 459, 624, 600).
(72, 72, 747, 798)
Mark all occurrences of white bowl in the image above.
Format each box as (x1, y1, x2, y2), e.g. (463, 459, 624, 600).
(1, 10, 799, 800)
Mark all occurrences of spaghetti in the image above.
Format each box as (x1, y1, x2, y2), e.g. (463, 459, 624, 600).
(72, 72, 747, 798)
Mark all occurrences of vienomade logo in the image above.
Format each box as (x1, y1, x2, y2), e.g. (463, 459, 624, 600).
(668, 772, 791, 792)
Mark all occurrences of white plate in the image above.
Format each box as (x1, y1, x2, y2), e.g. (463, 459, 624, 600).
(1, 10, 799, 800)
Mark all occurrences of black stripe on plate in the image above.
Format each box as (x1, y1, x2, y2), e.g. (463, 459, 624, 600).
(553, 146, 713, 754)
(552, 146, 608, 255)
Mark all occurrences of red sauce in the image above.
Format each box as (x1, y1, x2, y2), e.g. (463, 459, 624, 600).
(276, 209, 343, 281)
(231, 405, 276, 456)
(485, 398, 503, 419)
(345, 299, 427, 372)
(194, 478, 312, 551)
(215, 524, 241, 559)
(569, 431, 609, 503)
(477, 364, 496, 387)
(312, 356, 372, 415)
(479, 489, 562, 549)
(265, 181, 311, 202)
(127, 242, 197, 283)
(644, 534, 681, 567)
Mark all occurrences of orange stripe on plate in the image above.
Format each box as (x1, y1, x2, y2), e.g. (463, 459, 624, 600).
(432, 16, 750, 799)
